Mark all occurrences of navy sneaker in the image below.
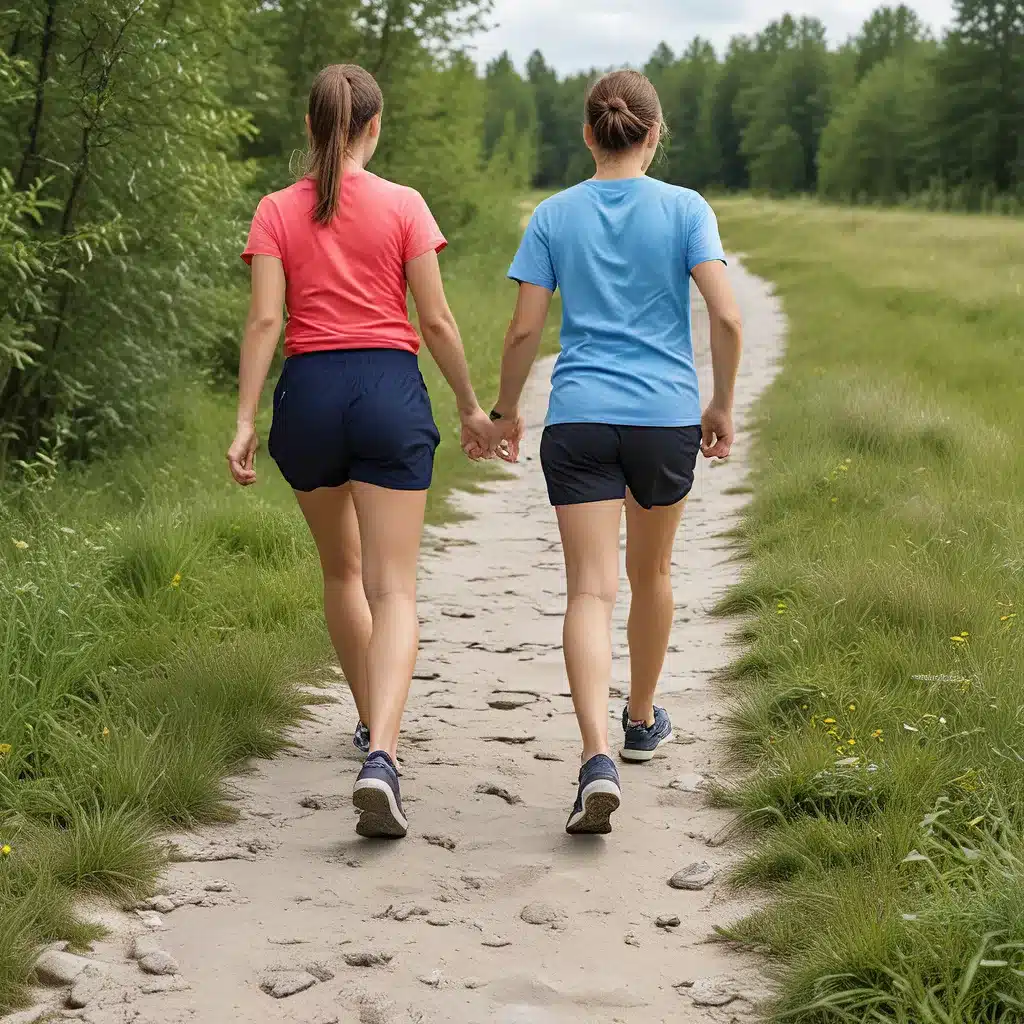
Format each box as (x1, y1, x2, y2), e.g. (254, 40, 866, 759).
(620, 705, 674, 762)
(353, 721, 370, 755)
(353, 751, 407, 838)
(566, 754, 621, 835)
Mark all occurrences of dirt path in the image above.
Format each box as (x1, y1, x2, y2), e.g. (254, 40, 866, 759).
(8, 261, 783, 1024)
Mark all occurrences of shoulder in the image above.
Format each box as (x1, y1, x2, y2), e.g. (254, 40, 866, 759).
(646, 179, 714, 212)
(254, 179, 315, 218)
(361, 171, 424, 207)
(529, 183, 591, 227)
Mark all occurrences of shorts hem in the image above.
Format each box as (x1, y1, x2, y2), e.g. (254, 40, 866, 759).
(349, 471, 432, 493)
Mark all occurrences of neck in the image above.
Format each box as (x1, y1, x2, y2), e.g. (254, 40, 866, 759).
(592, 152, 647, 181)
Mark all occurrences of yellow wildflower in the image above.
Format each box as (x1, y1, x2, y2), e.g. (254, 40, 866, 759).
(824, 718, 836, 725)
(849, 704, 856, 711)
(170, 572, 182, 589)
(1001, 614, 1017, 622)
(12, 539, 28, 550)
(1, 844, 10, 856)
(102, 727, 110, 738)
(950, 635, 967, 644)
(872, 729, 883, 739)
(848, 739, 857, 746)
(0, 744, 10, 756)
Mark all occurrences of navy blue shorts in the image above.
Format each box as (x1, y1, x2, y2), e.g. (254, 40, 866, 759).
(268, 349, 440, 493)
(540, 423, 702, 509)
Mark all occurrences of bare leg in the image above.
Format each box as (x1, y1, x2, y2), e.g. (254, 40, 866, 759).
(295, 484, 371, 725)
(625, 492, 686, 725)
(555, 499, 624, 763)
(349, 481, 427, 762)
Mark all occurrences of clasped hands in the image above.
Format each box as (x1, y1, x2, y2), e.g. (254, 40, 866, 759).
(460, 405, 522, 464)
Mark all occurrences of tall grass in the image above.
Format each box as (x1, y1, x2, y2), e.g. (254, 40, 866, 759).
(713, 198, 1024, 1022)
(0, 194, 540, 1012)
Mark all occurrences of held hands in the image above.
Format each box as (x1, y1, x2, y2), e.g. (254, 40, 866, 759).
(227, 422, 258, 485)
(701, 400, 735, 460)
(460, 406, 522, 464)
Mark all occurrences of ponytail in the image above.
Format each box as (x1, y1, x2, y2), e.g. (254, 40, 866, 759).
(305, 65, 384, 226)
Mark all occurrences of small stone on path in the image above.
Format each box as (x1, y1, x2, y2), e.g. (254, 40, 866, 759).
(669, 862, 717, 891)
(134, 910, 164, 930)
(417, 970, 447, 988)
(260, 970, 318, 998)
(147, 896, 175, 914)
(656, 915, 681, 929)
(680, 975, 748, 1008)
(533, 751, 564, 761)
(520, 903, 566, 929)
(67, 965, 109, 1008)
(484, 734, 535, 745)
(343, 949, 394, 968)
(137, 950, 180, 976)
(476, 782, 522, 805)
(624, 931, 641, 947)
(481, 935, 511, 948)
(305, 961, 336, 982)
(35, 950, 96, 985)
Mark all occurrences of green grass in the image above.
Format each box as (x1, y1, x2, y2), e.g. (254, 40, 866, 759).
(712, 197, 1024, 1022)
(0, 193, 546, 1012)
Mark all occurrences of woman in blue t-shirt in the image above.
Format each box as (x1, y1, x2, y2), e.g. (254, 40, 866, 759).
(488, 69, 744, 835)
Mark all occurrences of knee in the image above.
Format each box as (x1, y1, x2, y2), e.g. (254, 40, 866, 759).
(321, 548, 362, 588)
(361, 575, 417, 605)
(568, 579, 618, 608)
(626, 552, 672, 589)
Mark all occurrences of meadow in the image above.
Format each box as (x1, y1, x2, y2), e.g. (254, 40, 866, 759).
(0, 196, 551, 1013)
(713, 198, 1024, 1022)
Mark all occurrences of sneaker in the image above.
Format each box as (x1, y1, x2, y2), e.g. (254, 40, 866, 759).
(565, 754, 621, 835)
(620, 705, 674, 762)
(353, 751, 407, 838)
(353, 721, 370, 755)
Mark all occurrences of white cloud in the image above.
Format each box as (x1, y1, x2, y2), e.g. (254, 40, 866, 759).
(469, 0, 956, 74)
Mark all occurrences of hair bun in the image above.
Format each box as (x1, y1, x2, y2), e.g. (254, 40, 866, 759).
(606, 97, 628, 113)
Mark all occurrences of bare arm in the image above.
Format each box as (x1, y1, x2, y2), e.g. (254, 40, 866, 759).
(406, 250, 480, 416)
(691, 260, 743, 458)
(227, 255, 285, 485)
(406, 249, 498, 457)
(494, 283, 552, 417)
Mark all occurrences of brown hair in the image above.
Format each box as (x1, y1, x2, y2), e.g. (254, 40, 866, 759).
(305, 64, 383, 224)
(585, 69, 664, 152)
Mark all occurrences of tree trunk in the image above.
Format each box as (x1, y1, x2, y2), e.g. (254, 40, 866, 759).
(15, 0, 59, 191)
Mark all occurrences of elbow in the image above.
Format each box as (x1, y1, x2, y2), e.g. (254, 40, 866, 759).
(507, 321, 539, 348)
(250, 312, 282, 335)
(420, 312, 455, 342)
(716, 310, 743, 337)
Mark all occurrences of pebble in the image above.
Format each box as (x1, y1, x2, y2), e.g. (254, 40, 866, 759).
(656, 915, 681, 929)
(624, 932, 641, 947)
(533, 751, 564, 762)
(487, 697, 534, 710)
(481, 936, 511, 948)
(668, 773, 705, 793)
(682, 975, 742, 1007)
(427, 912, 453, 927)
(67, 965, 109, 1008)
(305, 961, 336, 982)
(520, 903, 566, 929)
(35, 950, 96, 985)
(464, 977, 486, 990)
(147, 896, 175, 914)
(476, 782, 522, 805)
(204, 880, 231, 893)
(260, 970, 318, 998)
(668, 861, 717, 891)
(417, 969, 447, 988)
(137, 950, 180, 976)
(134, 910, 165, 930)
(343, 949, 393, 968)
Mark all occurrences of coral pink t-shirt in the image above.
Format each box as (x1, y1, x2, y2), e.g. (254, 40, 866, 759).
(241, 171, 446, 358)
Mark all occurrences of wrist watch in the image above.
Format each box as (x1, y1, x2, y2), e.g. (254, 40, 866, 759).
(489, 409, 503, 422)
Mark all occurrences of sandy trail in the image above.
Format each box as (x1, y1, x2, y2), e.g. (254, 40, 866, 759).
(7, 261, 783, 1024)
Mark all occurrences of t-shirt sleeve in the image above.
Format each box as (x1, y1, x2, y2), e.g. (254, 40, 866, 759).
(507, 210, 556, 292)
(241, 197, 283, 265)
(402, 190, 447, 262)
(685, 196, 727, 275)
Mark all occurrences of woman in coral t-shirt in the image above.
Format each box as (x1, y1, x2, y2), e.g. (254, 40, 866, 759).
(227, 64, 502, 839)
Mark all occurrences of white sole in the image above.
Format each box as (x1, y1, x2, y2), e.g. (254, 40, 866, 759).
(353, 778, 408, 838)
(566, 779, 621, 835)
(619, 730, 674, 763)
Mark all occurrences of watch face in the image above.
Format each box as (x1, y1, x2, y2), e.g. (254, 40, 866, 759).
(489, 410, 502, 421)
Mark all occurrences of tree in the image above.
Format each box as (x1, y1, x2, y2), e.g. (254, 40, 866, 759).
(482, 51, 537, 184)
(750, 123, 805, 194)
(933, 0, 1024, 192)
(818, 54, 937, 200)
(854, 4, 927, 80)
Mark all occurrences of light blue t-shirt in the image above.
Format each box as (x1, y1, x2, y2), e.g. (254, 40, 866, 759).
(508, 177, 726, 427)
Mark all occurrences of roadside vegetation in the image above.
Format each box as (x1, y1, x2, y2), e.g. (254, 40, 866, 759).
(714, 197, 1024, 1022)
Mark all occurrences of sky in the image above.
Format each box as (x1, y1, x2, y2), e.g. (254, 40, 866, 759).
(470, 1, 956, 74)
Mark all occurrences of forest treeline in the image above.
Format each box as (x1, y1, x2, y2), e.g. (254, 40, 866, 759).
(487, 2, 1024, 208)
(2, 1, 1021, 473)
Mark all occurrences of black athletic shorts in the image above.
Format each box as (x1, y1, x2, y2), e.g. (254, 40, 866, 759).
(539, 423, 702, 509)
